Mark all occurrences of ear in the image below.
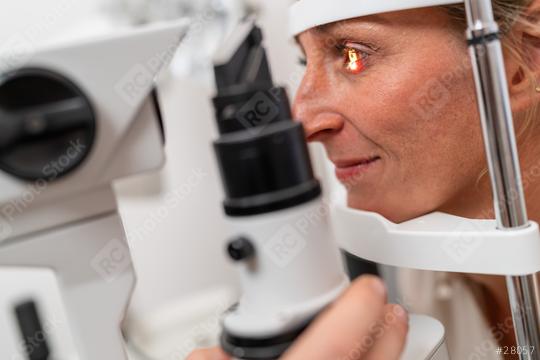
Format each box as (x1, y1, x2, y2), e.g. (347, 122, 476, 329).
(505, 3, 540, 114)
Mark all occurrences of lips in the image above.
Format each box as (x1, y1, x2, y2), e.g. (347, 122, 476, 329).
(333, 156, 381, 183)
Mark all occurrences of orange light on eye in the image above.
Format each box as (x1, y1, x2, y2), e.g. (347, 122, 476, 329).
(344, 48, 365, 75)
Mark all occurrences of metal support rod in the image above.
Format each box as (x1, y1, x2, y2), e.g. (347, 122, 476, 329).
(465, 0, 540, 358)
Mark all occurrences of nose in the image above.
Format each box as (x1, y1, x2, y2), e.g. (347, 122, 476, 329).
(292, 66, 344, 142)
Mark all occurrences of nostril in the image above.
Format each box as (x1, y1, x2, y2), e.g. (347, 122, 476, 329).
(300, 112, 345, 142)
(307, 128, 337, 142)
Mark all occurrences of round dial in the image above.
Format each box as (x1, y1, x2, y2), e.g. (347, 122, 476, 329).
(0, 68, 96, 181)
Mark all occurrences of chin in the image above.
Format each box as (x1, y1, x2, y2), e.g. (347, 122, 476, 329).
(346, 194, 424, 224)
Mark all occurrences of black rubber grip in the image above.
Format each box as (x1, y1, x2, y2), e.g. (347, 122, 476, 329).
(14, 300, 51, 360)
(467, 31, 500, 46)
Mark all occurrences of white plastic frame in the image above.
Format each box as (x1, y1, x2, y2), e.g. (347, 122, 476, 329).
(333, 204, 540, 276)
(289, 0, 464, 36)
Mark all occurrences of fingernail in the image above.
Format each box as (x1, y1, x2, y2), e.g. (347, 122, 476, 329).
(393, 304, 409, 322)
(368, 276, 387, 297)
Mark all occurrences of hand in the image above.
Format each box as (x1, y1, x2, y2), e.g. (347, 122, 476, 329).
(186, 276, 408, 360)
(186, 348, 230, 360)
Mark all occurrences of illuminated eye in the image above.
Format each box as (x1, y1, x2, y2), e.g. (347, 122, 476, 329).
(343, 47, 366, 75)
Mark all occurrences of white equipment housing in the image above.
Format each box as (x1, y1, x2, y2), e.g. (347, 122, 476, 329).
(0, 22, 187, 360)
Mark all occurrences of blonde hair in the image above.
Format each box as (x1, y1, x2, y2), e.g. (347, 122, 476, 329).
(443, 1, 540, 186)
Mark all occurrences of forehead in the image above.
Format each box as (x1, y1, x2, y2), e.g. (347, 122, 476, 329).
(293, 16, 388, 53)
(310, 14, 390, 37)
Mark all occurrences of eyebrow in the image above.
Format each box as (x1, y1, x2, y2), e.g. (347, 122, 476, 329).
(294, 15, 387, 51)
(314, 15, 389, 36)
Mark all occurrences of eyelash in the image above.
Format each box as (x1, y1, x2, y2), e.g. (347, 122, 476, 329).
(298, 41, 373, 75)
(336, 43, 370, 75)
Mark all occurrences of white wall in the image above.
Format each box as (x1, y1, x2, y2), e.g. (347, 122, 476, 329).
(115, 74, 240, 316)
(0, 1, 105, 45)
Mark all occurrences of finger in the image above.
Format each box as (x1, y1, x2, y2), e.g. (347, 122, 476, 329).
(186, 347, 231, 360)
(281, 275, 388, 360)
(363, 304, 409, 360)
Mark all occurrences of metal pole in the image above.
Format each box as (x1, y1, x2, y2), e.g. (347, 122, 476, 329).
(465, 0, 540, 358)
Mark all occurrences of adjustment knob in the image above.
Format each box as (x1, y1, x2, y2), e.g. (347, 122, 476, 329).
(14, 300, 51, 360)
(227, 236, 255, 262)
(0, 68, 96, 181)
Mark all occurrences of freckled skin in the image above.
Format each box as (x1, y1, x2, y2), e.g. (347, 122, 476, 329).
(293, 8, 489, 224)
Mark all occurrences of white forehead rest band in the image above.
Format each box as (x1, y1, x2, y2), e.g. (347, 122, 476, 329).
(289, 0, 464, 37)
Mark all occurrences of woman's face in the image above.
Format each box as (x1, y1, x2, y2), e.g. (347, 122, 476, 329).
(293, 8, 490, 223)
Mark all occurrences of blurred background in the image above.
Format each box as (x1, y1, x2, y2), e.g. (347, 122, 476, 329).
(0, 1, 334, 359)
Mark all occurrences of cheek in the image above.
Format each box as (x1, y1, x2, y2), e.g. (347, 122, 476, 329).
(389, 56, 485, 195)
(360, 41, 480, 154)
(343, 39, 485, 196)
